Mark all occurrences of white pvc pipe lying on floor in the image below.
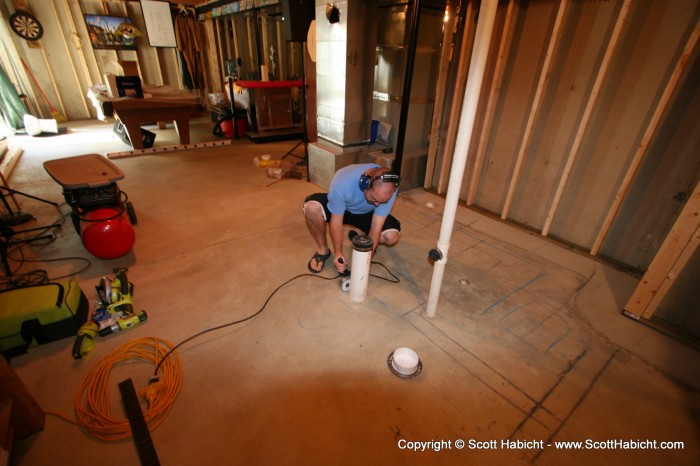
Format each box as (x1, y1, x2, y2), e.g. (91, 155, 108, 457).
(426, 0, 499, 318)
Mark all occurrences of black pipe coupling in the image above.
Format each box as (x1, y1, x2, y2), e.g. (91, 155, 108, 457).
(428, 248, 443, 262)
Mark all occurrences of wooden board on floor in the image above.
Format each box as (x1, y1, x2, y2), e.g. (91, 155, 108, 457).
(0, 145, 23, 180)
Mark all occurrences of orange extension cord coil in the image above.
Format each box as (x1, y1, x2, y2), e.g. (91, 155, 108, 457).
(48, 337, 183, 441)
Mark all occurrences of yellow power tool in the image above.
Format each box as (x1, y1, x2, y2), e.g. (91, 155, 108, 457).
(72, 269, 146, 359)
(72, 321, 99, 359)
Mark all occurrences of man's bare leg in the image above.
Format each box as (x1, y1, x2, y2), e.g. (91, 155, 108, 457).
(379, 229, 400, 247)
(304, 201, 330, 272)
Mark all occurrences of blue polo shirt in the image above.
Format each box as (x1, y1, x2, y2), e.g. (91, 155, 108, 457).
(327, 164, 398, 217)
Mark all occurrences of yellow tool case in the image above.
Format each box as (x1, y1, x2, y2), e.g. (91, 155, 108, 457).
(0, 280, 88, 358)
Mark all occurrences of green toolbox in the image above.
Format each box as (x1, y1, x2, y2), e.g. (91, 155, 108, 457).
(0, 280, 88, 358)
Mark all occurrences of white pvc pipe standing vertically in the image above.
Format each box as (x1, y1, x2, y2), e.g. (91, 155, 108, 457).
(426, 0, 499, 318)
(350, 235, 373, 303)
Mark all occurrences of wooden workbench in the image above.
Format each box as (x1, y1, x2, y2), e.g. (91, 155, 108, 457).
(109, 98, 198, 149)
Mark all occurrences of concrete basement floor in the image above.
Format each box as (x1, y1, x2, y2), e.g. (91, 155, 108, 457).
(2, 118, 699, 465)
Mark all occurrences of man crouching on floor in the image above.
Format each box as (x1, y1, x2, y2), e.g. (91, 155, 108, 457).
(303, 164, 401, 275)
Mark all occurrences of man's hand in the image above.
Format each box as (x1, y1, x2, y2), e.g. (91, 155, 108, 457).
(334, 253, 348, 274)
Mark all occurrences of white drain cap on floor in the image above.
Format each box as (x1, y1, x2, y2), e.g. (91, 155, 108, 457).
(388, 347, 422, 379)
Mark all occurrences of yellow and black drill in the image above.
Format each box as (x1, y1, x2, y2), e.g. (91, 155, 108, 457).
(72, 269, 147, 359)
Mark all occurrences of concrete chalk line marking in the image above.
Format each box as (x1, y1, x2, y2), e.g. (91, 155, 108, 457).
(507, 349, 589, 440)
(481, 271, 547, 316)
(498, 299, 578, 355)
(405, 310, 539, 416)
(531, 349, 619, 462)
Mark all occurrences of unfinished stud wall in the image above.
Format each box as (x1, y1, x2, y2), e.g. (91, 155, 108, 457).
(599, 26, 700, 270)
(428, 0, 700, 273)
(653, 246, 700, 337)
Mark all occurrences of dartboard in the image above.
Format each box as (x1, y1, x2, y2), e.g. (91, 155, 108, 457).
(10, 11, 43, 41)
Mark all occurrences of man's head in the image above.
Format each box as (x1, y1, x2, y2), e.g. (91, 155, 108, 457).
(360, 168, 401, 207)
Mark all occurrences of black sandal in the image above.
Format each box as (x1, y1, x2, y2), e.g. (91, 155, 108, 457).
(307, 251, 331, 273)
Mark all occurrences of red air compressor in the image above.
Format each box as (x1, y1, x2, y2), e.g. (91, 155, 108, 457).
(44, 154, 136, 259)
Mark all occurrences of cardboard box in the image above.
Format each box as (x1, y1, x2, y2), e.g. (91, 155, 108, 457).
(115, 76, 143, 98)
(0, 358, 44, 439)
(0, 400, 13, 466)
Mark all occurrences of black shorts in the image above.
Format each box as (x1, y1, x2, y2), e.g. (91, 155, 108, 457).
(303, 193, 401, 234)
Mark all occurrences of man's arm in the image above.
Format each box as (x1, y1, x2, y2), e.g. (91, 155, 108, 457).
(368, 214, 387, 256)
(329, 213, 347, 272)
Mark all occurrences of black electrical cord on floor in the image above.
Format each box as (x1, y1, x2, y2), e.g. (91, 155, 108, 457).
(0, 268, 50, 289)
(153, 262, 401, 376)
(0, 207, 64, 286)
(368, 260, 400, 284)
(1, 204, 93, 288)
(5, 251, 93, 284)
(43, 260, 402, 440)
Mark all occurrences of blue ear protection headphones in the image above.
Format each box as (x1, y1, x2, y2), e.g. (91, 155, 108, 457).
(359, 171, 402, 191)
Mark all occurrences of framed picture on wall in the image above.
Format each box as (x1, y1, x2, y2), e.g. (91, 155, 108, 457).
(84, 15, 140, 50)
